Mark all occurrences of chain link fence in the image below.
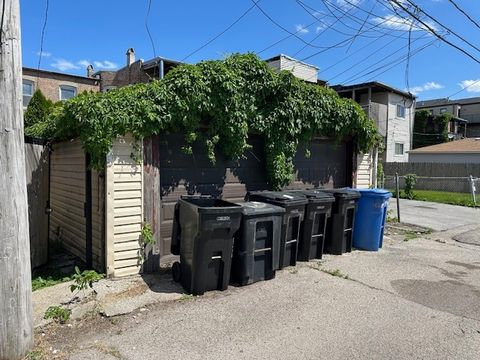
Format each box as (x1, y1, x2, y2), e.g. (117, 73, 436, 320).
(380, 174, 479, 206)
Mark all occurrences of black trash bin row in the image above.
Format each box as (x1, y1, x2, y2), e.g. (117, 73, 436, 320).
(171, 189, 360, 295)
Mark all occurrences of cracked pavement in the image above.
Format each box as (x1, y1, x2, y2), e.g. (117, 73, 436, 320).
(38, 219, 480, 360)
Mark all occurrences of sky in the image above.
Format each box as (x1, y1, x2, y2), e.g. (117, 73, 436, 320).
(19, 0, 480, 100)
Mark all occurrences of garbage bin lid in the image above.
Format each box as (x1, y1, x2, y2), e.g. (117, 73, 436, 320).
(293, 189, 335, 203)
(321, 188, 361, 200)
(356, 188, 392, 199)
(237, 201, 286, 216)
(247, 191, 308, 206)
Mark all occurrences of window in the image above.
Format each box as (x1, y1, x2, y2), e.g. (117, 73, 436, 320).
(440, 107, 447, 114)
(22, 80, 34, 108)
(395, 143, 404, 156)
(396, 104, 406, 118)
(59, 85, 77, 100)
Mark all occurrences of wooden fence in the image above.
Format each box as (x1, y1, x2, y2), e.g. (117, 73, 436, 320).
(384, 162, 480, 193)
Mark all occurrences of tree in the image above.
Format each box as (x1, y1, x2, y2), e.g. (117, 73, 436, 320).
(24, 89, 53, 128)
(0, 0, 34, 358)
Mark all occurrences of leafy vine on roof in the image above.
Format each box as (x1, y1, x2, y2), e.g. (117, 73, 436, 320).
(26, 53, 378, 189)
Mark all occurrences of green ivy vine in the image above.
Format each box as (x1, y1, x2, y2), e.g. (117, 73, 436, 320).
(27, 53, 378, 189)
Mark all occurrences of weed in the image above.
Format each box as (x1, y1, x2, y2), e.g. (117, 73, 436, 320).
(26, 350, 45, 360)
(320, 268, 349, 279)
(403, 231, 419, 241)
(386, 209, 398, 223)
(70, 266, 104, 293)
(44, 305, 71, 323)
(179, 294, 195, 302)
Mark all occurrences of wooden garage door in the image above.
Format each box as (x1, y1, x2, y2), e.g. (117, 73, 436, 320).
(143, 134, 350, 261)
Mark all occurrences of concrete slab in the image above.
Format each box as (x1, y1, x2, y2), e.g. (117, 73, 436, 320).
(38, 227, 480, 360)
(389, 198, 480, 231)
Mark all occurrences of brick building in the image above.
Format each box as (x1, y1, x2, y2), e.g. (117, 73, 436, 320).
(22, 67, 100, 108)
(92, 48, 181, 91)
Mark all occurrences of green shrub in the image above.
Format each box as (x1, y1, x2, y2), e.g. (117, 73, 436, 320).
(24, 90, 54, 128)
(404, 174, 417, 200)
(70, 266, 104, 292)
(44, 305, 71, 323)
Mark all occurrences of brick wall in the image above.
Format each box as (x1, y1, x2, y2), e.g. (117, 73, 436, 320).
(96, 60, 151, 91)
(23, 68, 99, 103)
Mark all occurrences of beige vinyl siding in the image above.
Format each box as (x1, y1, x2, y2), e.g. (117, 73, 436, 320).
(356, 152, 372, 189)
(105, 135, 144, 277)
(49, 139, 86, 261)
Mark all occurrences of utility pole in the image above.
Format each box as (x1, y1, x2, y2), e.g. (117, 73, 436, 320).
(0, 0, 34, 358)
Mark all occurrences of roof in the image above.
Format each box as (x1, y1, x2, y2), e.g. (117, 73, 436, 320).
(22, 67, 98, 83)
(331, 81, 415, 99)
(142, 56, 183, 70)
(417, 96, 480, 108)
(264, 54, 320, 70)
(409, 138, 480, 154)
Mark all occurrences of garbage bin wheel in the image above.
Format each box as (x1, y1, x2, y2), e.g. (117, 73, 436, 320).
(172, 261, 181, 282)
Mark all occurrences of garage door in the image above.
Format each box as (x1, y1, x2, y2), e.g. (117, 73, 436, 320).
(143, 134, 350, 260)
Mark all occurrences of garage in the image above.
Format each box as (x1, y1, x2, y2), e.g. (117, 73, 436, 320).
(143, 133, 354, 263)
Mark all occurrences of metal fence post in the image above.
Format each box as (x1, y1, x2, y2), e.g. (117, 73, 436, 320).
(395, 172, 401, 222)
(470, 175, 477, 206)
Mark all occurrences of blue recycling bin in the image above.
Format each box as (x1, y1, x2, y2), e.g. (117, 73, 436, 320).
(353, 189, 392, 251)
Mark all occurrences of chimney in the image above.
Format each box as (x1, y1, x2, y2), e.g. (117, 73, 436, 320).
(126, 48, 135, 67)
(86, 64, 94, 78)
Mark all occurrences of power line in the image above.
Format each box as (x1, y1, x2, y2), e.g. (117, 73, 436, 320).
(447, 79, 480, 99)
(400, 0, 480, 54)
(341, 36, 435, 84)
(446, 0, 480, 30)
(145, 0, 156, 58)
(181, 1, 257, 61)
(405, 21, 414, 91)
(387, 0, 480, 64)
(251, 0, 342, 49)
(37, 0, 49, 71)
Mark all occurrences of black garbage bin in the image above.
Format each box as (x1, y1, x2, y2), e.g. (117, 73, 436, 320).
(246, 191, 307, 269)
(323, 189, 360, 255)
(293, 189, 335, 261)
(171, 195, 242, 295)
(231, 202, 285, 286)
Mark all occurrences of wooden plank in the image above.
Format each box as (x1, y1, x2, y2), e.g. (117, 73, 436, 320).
(114, 232, 142, 243)
(114, 206, 142, 217)
(113, 172, 142, 182)
(113, 266, 142, 278)
(113, 164, 142, 174)
(114, 181, 142, 191)
(114, 258, 142, 269)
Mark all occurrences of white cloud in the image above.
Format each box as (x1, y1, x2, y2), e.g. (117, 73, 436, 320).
(409, 81, 444, 95)
(93, 60, 118, 70)
(459, 79, 480, 93)
(374, 14, 437, 32)
(36, 51, 51, 57)
(316, 24, 326, 33)
(50, 59, 80, 71)
(295, 24, 309, 34)
(77, 60, 91, 68)
(336, 0, 362, 9)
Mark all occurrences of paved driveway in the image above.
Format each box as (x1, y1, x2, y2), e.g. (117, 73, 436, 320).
(42, 226, 480, 360)
(389, 198, 480, 231)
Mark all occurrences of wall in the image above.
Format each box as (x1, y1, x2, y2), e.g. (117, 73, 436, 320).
(105, 136, 144, 277)
(25, 140, 49, 269)
(49, 140, 87, 262)
(23, 68, 99, 103)
(409, 153, 480, 164)
(384, 162, 480, 193)
(97, 60, 150, 91)
(267, 56, 318, 83)
(49, 139, 104, 271)
(385, 92, 414, 162)
(355, 152, 373, 189)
